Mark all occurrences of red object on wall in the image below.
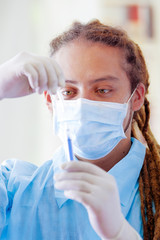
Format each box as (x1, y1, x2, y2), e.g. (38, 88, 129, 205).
(128, 5, 139, 22)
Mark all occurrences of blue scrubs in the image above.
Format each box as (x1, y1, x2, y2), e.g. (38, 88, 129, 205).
(0, 138, 145, 239)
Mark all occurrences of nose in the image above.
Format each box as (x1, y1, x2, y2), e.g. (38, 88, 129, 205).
(79, 87, 93, 100)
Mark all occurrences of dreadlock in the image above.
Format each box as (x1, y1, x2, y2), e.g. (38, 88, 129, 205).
(49, 20, 160, 239)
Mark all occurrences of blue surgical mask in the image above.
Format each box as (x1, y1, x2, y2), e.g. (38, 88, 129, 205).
(53, 92, 135, 160)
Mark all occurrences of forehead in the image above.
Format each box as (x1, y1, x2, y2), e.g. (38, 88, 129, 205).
(54, 40, 128, 83)
(54, 40, 124, 64)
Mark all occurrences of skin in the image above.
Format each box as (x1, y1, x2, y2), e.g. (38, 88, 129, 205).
(45, 40, 145, 171)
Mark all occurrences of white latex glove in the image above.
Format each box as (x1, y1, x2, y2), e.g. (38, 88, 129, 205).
(0, 51, 65, 99)
(54, 161, 142, 240)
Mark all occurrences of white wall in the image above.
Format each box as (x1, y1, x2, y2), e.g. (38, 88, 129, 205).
(0, 0, 159, 166)
(0, 0, 101, 165)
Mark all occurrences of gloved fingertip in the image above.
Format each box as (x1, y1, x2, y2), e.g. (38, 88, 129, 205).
(54, 173, 59, 180)
(35, 87, 40, 93)
(28, 74, 38, 89)
(61, 162, 68, 170)
(51, 87, 57, 95)
(59, 78, 65, 88)
(33, 80, 38, 89)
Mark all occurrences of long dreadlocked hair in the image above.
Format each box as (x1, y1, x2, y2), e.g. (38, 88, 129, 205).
(50, 20, 160, 239)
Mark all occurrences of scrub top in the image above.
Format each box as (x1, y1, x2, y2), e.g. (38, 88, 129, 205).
(0, 137, 145, 240)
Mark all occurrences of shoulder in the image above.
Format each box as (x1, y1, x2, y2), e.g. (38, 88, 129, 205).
(0, 147, 65, 194)
(0, 158, 37, 179)
(0, 158, 54, 193)
(131, 137, 146, 157)
(0, 159, 38, 196)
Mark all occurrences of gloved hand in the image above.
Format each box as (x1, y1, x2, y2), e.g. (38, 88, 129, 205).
(0, 51, 65, 99)
(54, 161, 142, 240)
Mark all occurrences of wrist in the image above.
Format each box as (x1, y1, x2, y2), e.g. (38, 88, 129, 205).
(102, 218, 142, 240)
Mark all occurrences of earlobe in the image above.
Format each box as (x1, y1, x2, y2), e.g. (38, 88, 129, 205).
(44, 91, 53, 111)
(44, 91, 52, 103)
(132, 83, 145, 111)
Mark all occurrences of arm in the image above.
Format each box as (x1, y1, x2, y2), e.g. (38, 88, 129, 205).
(54, 161, 142, 240)
(104, 218, 142, 240)
(0, 51, 64, 99)
(0, 160, 14, 236)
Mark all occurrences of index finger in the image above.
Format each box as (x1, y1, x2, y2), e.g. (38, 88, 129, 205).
(51, 58, 65, 88)
(61, 161, 107, 178)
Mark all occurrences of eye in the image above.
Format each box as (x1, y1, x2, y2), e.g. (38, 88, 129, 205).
(60, 87, 77, 99)
(62, 90, 73, 96)
(96, 89, 110, 94)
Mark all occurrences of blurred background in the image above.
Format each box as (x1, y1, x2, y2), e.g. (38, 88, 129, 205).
(0, 0, 160, 165)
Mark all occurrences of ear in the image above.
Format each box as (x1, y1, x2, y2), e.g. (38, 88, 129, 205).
(131, 83, 145, 111)
(44, 91, 53, 111)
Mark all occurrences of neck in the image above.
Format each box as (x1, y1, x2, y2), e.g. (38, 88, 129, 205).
(76, 137, 132, 172)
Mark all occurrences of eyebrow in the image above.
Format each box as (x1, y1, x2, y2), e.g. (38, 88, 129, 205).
(65, 76, 119, 85)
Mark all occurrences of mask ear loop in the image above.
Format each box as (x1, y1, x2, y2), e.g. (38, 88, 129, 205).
(123, 85, 139, 133)
(52, 90, 74, 162)
(127, 85, 138, 104)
